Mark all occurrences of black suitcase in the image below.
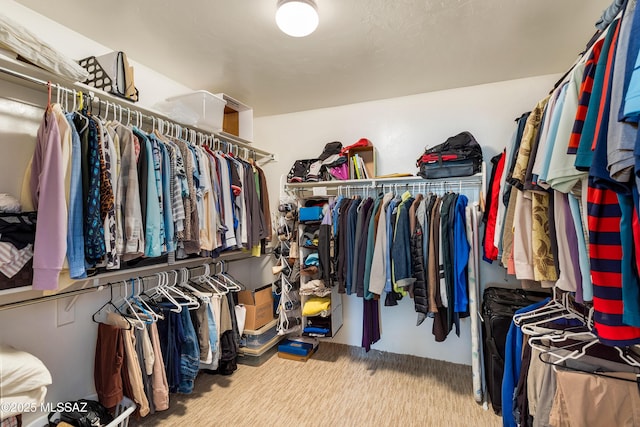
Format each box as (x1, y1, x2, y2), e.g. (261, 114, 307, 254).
(481, 286, 548, 415)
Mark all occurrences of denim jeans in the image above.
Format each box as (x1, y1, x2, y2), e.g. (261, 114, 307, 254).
(157, 306, 183, 393)
(177, 308, 200, 394)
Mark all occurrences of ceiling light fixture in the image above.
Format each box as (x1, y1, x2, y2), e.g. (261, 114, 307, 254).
(276, 0, 319, 37)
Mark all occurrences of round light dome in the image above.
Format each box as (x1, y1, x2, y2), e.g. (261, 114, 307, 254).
(276, 0, 319, 37)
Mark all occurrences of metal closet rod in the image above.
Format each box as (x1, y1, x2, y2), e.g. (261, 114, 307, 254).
(290, 178, 483, 193)
(0, 258, 238, 312)
(0, 64, 275, 161)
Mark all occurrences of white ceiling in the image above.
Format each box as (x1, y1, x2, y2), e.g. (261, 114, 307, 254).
(17, 0, 611, 117)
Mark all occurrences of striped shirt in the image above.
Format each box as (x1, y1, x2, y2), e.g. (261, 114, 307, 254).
(575, 19, 621, 171)
(588, 183, 640, 346)
(567, 39, 604, 155)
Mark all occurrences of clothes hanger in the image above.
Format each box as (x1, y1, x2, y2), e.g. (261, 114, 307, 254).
(528, 328, 597, 354)
(92, 284, 132, 329)
(63, 85, 69, 112)
(216, 261, 244, 291)
(116, 280, 146, 330)
(71, 89, 77, 112)
(128, 278, 156, 324)
(136, 277, 165, 321)
(165, 270, 200, 309)
(132, 277, 161, 322)
(199, 263, 229, 295)
(520, 296, 585, 336)
(178, 267, 213, 299)
(512, 287, 563, 325)
(148, 272, 182, 313)
(536, 337, 640, 385)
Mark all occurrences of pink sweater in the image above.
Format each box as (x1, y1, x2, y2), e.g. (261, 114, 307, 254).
(30, 110, 67, 290)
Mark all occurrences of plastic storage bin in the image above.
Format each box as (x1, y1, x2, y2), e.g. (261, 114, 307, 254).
(26, 396, 136, 427)
(241, 318, 278, 349)
(238, 340, 279, 366)
(159, 90, 226, 132)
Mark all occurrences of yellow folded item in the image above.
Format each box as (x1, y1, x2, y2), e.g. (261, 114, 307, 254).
(302, 297, 331, 316)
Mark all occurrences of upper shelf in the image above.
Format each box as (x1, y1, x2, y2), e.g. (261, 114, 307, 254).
(284, 172, 483, 188)
(284, 163, 487, 200)
(0, 54, 274, 161)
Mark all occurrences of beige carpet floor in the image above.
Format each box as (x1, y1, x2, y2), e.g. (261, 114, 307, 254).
(131, 342, 501, 427)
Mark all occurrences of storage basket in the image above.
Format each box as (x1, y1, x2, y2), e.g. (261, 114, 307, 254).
(78, 56, 113, 93)
(77, 52, 139, 102)
(26, 396, 136, 427)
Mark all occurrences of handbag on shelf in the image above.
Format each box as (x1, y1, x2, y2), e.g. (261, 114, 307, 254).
(78, 51, 139, 102)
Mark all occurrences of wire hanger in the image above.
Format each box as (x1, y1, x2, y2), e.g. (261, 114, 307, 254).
(92, 284, 132, 330)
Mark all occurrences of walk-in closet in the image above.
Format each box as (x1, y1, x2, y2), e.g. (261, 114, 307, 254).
(0, 1, 635, 426)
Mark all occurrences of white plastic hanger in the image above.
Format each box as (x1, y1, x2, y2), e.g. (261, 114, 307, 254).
(164, 271, 200, 310)
(133, 277, 161, 322)
(117, 280, 146, 330)
(513, 287, 564, 326)
(198, 264, 228, 295)
(151, 272, 182, 313)
(217, 261, 244, 291)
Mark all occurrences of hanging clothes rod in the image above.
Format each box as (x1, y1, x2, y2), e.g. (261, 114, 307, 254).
(0, 63, 276, 162)
(0, 257, 246, 312)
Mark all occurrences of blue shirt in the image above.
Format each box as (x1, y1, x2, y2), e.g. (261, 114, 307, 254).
(538, 84, 568, 183)
(502, 298, 550, 427)
(453, 195, 469, 313)
(622, 3, 640, 122)
(618, 193, 640, 326)
(133, 129, 162, 257)
(65, 113, 86, 279)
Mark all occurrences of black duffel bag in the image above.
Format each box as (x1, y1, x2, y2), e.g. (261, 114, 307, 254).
(416, 131, 483, 179)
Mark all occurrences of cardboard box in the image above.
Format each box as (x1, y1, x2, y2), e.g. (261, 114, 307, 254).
(238, 285, 274, 330)
(215, 93, 254, 141)
(278, 339, 319, 362)
(278, 348, 317, 362)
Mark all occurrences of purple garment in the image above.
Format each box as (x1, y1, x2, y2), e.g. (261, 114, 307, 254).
(330, 163, 349, 180)
(561, 194, 583, 303)
(362, 298, 380, 352)
(30, 110, 66, 290)
(322, 200, 334, 226)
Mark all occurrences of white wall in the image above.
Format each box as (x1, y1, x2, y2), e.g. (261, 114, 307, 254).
(255, 74, 560, 364)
